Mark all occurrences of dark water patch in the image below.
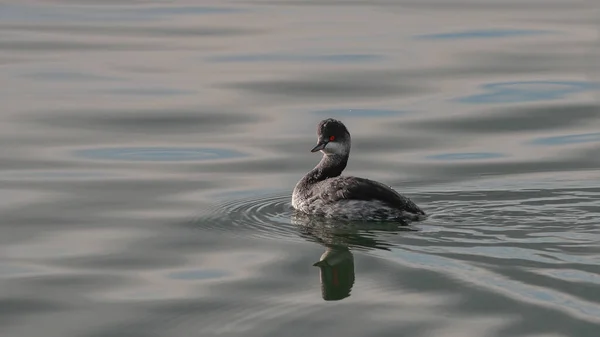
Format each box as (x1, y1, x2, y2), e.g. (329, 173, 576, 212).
(1, 24, 264, 38)
(0, 298, 70, 325)
(147, 298, 241, 316)
(237, 52, 578, 95)
(404, 149, 600, 185)
(0, 170, 121, 181)
(23, 70, 123, 82)
(426, 152, 506, 161)
(240, 0, 579, 11)
(223, 70, 431, 100)
(0, 180, 219, 238)
(0, 57, 26, 65)
(168, 269, 229, 280)
(365, 50, 580, 80)
(455, 50, 585, 76)
(223, 60, 576, 103)
(14, 274, 133, 291)
(415, 29, 554, 40)
(0, 40, 161, 52)
(125, 6, 244, 16)
(44, 0, 149, 4)
(457, 81, 599, 104)
(0, 4, 243, 23)
(399, 0, 587, 11)
(421, 52, 580, 78)
(226, 79, 404, 99)
(54, 252, 187, 271)
(407, 104, 600, 134)
(0, 264, 41, 278)
(30, 108, 263, 134)
(74, 147, 246, 162)
(312, 108, 404, 118)
(0, 158, 86, 171)
(108, 65, 177, 74)
(396, 152, 600, 189)
(101, 88, 195, 96)
(530, 132, 600, 146)
(0, 210, 98, 244)
(0, 4, 87, 23)
(8, 179, 217, 199)
(208, 53, 380, 63)
(84, 324, 164, 337)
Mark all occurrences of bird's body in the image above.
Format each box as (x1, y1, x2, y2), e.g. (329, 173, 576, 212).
(292, 118, 426, 223)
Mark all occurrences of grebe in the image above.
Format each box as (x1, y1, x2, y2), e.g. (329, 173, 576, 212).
(291, 118, 426, 222)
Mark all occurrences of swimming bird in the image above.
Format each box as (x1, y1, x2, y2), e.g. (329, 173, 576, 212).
(291, 118, 426, 222)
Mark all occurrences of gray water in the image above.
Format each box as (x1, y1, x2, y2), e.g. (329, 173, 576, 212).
(1, 1, 600, 336)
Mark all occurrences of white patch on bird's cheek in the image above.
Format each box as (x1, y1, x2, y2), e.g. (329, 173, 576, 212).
(323, 141, 347, 155)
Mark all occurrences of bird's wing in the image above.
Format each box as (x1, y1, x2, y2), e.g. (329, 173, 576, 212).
(316, 176, 425, 215)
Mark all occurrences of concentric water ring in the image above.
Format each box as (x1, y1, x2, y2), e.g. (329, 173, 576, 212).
(189, 192, 423, 249)
(191, 193, 303, 242)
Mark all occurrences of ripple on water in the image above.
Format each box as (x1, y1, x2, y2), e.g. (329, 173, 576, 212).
(0, 4, 243, 23)
(73, 147, 246, 162)
(312, 108, 405, 118)
(530, 132, 600, 146)
(415, 29, 555, 40)
(101, 88, 195, 96)
(192, 190, 426, 244)
(24, 70, 123, 82)
(207, 54, 381, 63)
(0, 170, 121, 181)
(186, 186, 600, 321)
(404, 104, 600, 135)
(426, 152, 506, 161)
(168, 269, 229, 281)
(457, 81, 599, 104)
(191, 193, 300, 242)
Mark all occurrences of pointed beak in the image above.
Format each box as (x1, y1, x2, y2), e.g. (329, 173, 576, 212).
(313, 260, 330, 267)
(311, 140, 327, 152)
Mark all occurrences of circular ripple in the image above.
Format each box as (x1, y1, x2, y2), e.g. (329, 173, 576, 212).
(188, 192, 422, 248)
(186, 188, 600, 319)
(73, 147, 246, 162)
(191, 193, 302, 241)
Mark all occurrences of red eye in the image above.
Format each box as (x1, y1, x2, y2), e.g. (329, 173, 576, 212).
(329, 136, 335, 141)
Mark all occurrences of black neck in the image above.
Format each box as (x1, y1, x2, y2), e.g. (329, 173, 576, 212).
(305, 154, 348, 184)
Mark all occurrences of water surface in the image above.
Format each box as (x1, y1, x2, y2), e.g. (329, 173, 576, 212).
(1, 1, 600, 336)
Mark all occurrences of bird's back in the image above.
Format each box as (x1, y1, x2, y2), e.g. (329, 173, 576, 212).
(312, 176, 426, 218)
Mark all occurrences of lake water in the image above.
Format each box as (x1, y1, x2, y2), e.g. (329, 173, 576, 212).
(1, 1, 600, 336)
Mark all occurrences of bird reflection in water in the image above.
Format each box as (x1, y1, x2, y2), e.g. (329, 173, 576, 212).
(291, 213, 416, 301)
(313, 245, 355, 301)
